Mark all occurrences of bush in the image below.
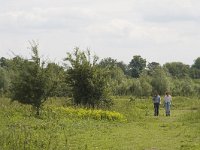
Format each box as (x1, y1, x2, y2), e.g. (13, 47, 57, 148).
(64, 48, 112, 108)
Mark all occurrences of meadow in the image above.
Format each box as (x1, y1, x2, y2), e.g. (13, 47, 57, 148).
(0, 96, 200, 150)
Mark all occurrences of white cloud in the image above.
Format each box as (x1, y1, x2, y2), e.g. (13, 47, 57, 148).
(134, 0, 200, 23)
(0, 6, 96, 33)
(0, 0, 200, 65)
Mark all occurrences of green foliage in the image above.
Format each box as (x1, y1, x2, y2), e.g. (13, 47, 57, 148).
(147, 62, 160, 70)
(0, 57, 10, 68)
(105, 66, 129, 95)
(164, 62, 190, 78)
(139, 72, 152, 96)
(114, 78, 134, 96)
(1, 97, 200, 150)
(45, 63, 70, 97)
(151, 67, 170, 95)
(10, 42, 61, 115)
(171, 79, 183, 96)
(190, 68, 200, 79)
(140, 79, 152, 97)
(180, 78, 195, 96)
(99, 57, 128, 75)
(194, 81, 200, 97)
(1, 44, 200, 99)
(128, 55, 146, 78)
(99, 57, 118, 68)
(0, 67, 9, 96)
(98, 58, 130, 96)
(64, 48, 112, 108)
(171, 78, 195, 96)
(192, 57, 200, 70)
(0, 57, 24, 96)
(130, 77, 152, 97)
(131, 79, 142, 97)
(112, 70, 152, 97)
(147, 61, 161, 76)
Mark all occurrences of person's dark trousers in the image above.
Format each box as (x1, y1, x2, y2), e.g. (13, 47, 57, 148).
(154, 103, 160, 116)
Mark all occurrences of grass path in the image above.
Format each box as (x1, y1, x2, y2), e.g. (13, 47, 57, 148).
(67, 109, 199, 150)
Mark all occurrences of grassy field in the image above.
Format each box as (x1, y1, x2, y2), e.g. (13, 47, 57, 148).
(0, 96, 200, 150)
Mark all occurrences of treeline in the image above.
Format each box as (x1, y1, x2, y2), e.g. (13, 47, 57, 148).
(100, 56, 200, 97)
(1, 43, 200, 111)
(1, 47, 200, 98)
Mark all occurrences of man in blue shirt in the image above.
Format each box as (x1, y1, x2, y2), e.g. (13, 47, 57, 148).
(152, 92, 161, 116)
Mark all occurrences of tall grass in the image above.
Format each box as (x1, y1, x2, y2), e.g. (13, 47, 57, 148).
(0, 97, 200, 150)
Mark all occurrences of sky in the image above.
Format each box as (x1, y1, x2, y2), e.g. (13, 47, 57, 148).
(0, 0, 200, 65)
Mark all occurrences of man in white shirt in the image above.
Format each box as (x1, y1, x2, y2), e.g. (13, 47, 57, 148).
(164, 92, 172, 116)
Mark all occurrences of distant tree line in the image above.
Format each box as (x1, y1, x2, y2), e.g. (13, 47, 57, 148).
(1, 42, 200, 114)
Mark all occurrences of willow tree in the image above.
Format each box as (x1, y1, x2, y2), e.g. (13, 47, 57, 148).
(151, 67, 170, 95)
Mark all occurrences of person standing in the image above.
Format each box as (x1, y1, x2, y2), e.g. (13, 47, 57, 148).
(164, 92, 172, 116)
(152, 92, 161, 116)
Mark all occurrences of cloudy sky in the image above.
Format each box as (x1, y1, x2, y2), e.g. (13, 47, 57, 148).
(0, 0, 200, 65)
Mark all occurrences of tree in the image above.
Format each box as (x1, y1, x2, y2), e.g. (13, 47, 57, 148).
(116, 61, 128, 75)
(171, 79, 182, 96)
(115, 78, 134, 96)
(190, 57, 200, 79)
(194, 80, 200, 97)
(139, 71, 152, 97)
(180, 78, 195, 96)
(170, 78, 195, 96)
(99, 57, 128, 75)
(147, 62, 160, 76)
(0, 67, 9, 96)
(163, 62, 190, 78)
(0, 57, 9, 68)
(192, 57, 200, 70)
(130, 79, 142, 97)
(189, 68, 200, 79)
(10, 42, 61, 115)
(98, 58, 130, 95)
(128, 55, 146, 78)
(45, 63, 70, 97)
(64, 47, 112, 108)
(99, 57, 117, 69)
(151, 67, 170, 95)
(106, 67, 126, 95)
